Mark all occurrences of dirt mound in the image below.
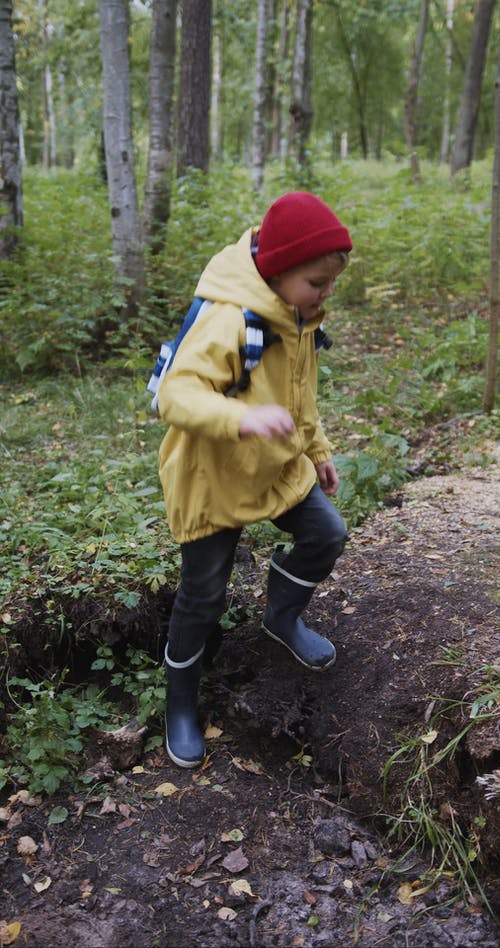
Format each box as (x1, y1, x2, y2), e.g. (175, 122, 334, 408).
(1, 453, 499, 946)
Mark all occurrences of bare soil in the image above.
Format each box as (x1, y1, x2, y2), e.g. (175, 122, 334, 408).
(1, 448, 499, 948)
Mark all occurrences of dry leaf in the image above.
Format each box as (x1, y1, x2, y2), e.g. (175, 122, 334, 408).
(204, 725, 223, 740)
(228, 879, 255, 898)
(421, 730, 438, 745)
(33, 876, 51, 894)
(118, 803, 132, 818)
(132, 765, 145, 774)
(303, 888, 317, 905)
(143, 851, 161, 868)
(231, 757, 263, 775)
(342, 606, 356, 615)
(0, 808, 10, 823)
(17, 836, 38, 856)
(397, 883, 414, 905)
(217, 906, 237, 921)
(99, 797, 117, 815)
(0, 921, 21, 945)
(154, 782, 179, 797)
(221, 847, 249, 873)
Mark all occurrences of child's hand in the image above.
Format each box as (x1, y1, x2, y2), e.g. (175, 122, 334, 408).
(239, 405, 296, 440)
(316, 460, 340, 495)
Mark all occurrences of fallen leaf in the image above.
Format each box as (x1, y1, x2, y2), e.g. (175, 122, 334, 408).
(17, 836, 38, 856)
(221, 828, 244, 843)
(228, 878, 255, 898)
(80, 879, 93, 899)
(342, 606, 356, 615)
(154, 782, 179, 797)
(143, 851, 161, 868)
(9, 791, 40, 808)
(231, 757, 263, 775)
(205, 725, 223, 740)
(217, 906, 237, 921)
(0, 808, 10, 823)
(303, 888, 317, 905)
(0, 921, 21, 944)
(48, 806, 68, 825)
(100, 797, 117, 815)
(132, 765, 145, 774)
(33, 876, 51, 893)
(118, 803, 132, 818)
(397, 883, 414, 905)
(179, 853, 205, 875)
(221, 847, 249, 873)
(421, 729, 438, 745)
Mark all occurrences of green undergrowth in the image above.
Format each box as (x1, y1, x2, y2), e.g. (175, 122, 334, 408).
(380, 665, 500, 914)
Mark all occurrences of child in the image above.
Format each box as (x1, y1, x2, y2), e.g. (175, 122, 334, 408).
(157, 191, 352, 768)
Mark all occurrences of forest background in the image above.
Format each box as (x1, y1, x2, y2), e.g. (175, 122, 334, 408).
(0, 0, 498, 808)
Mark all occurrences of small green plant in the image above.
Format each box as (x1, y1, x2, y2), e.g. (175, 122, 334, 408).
(93, 645, 166, 727)
(1, 673, 115, 794)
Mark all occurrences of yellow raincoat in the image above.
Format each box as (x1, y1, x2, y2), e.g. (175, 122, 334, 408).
(157, 228, 333, 542)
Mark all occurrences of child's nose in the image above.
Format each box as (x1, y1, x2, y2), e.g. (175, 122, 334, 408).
(320, 280, 334, 299)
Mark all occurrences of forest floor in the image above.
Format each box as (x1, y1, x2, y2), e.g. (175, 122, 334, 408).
(1, 437, 499, 948)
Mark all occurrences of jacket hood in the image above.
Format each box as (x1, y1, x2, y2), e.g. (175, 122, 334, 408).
(195, 228, 324, 335)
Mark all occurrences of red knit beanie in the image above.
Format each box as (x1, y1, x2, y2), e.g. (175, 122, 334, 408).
(255, 191, 352, 280)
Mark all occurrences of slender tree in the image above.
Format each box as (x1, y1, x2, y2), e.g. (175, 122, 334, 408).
(440, 0, 454, 164)
(0, 0, 23, 258)
(404, 0, 429, 182)
(252, 0, 272, 190)
(177, 0, 212, 177)
(143, 0, 178, 254)
(98, 0, 144, 317)
(289, 0, 313, 167)
(451, 0, 496, 175)
(485, 40, 500, 412)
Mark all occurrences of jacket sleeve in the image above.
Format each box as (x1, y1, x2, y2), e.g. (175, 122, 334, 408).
(306, 418, 333, 466)
(157, 304, 248, 441)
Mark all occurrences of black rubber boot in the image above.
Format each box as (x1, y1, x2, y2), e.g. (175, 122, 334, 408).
(262, 554, 336, 671)
(165, 644, 206, 768)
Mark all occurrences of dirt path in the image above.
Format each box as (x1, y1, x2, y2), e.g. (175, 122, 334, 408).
(1, 451, 499, 947)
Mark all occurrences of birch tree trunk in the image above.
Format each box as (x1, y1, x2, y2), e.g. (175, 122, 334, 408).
(143, 0, 178, 254)
(271, 0, 290, 157)
(440, 0, 454, 163)
(252, 0, 271, 190)
(451, 0, 496, 175)
(289, 0, 313, 168)
(177, 0, 212, 177)
(99, 0, 144, 318)
(0, 0, 23, 258)
(484, 41, 500, 412)
(404, 0, 429, 182)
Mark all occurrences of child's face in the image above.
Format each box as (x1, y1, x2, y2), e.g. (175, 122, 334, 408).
(269, 254, 346, 321)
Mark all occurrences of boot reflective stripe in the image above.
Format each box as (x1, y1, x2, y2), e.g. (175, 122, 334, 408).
(270, 557, 317, 588)
(165, 644, 205, 669)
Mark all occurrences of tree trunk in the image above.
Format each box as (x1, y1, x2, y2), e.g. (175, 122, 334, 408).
(177, 0, 212, 177)
(333, 4, 368, 159)
(98, 0, 144, 318)
(271, 0, 290, 157)
(252, 0, 271, 190)
(289, 0, 313, 168)
(451, 0, 496, 175)
(404, 0, 429, 182)
(484, 41, 500, 412)
(0, 0, 23, 258)
(211, 28, 222, 160)
(143, 0, 178, 255)
(440, 0, 454, 163)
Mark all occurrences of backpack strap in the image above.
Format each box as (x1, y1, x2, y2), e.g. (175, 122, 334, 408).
(225, 307, 282, 397)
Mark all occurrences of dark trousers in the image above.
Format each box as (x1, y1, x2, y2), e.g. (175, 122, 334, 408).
(167, 484, 347, 662)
